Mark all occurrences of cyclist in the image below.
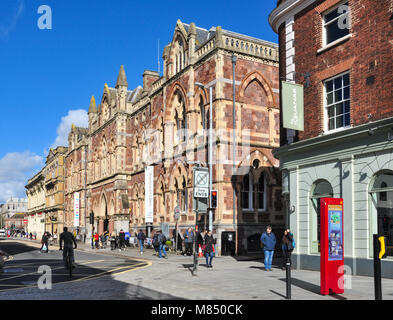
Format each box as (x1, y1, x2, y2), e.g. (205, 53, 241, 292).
(59, 227, 77, 269)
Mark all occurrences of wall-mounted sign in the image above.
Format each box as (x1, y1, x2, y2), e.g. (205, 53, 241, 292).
(145, 166, 154, 223)
(74, 192, 80, 227)
(282, 81, 304, 131)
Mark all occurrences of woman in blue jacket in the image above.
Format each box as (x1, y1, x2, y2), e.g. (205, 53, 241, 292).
(260, 226, 276, 271)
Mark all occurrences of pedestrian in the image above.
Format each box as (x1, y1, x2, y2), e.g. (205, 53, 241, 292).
(125, 231, 131, 247)
(152, 231, 160, 255)
(204, 230, 215, 268)
(94, 232, 100, 249)
(53, 232, 58, 245)
(91, 233, 95, 249)
(109, 231, 116, 250)
(137, 229, 146, 254)
(29, 232, 32, 240)
(184, 227, 194, 256)
(118, 229, 126, 251)
(260, 225, 276, 271)
(281, 229, 294, 270)
(158, 230, 168, 259)
(198, 229, 207, 246)
(40, 232, 49, 253)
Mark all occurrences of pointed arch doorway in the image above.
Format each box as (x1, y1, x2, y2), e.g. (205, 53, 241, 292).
(99, 194, 109, 235)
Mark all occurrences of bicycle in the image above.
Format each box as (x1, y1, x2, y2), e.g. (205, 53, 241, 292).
(60, 247, 74, 279)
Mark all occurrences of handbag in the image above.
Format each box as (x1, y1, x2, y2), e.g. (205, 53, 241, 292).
(201, 244, 206, 251)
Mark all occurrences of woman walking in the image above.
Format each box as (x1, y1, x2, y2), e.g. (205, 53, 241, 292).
(281, 229, 294, 270)
(204, 230, 215, 268)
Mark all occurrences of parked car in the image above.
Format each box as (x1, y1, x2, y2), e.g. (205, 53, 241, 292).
(0, 229, 6, 238)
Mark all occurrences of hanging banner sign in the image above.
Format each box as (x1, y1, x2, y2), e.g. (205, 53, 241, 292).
(282, 81, 304, 131)
(145, 166, 154, 223)
(74, 192, 80, 227)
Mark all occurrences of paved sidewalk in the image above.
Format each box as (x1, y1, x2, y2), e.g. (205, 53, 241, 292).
(4, 237, 393, 300)
(75, 241, 393, 300)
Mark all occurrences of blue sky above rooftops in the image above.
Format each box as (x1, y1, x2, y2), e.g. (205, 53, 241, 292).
(0, 0, 278, 202)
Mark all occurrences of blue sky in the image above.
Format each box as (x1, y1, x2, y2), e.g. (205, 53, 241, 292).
(0, 0, 278, 202)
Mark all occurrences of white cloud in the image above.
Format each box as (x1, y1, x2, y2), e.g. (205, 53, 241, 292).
(0, 151, 43, 203)
(51, 109, 88, 148)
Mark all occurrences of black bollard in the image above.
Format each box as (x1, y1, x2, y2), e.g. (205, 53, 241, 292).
(373, 234, 382, 300)
(286, 256, 291, 300)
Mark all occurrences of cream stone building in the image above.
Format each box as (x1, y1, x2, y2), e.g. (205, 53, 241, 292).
(63, 20, 283, 255)
(25, 170, 46, 239)
(43, 146, 67, 235)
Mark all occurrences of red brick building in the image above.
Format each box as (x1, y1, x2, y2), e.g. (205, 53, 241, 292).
(270, 0, 393, 277)
(65, 20, 282, 254)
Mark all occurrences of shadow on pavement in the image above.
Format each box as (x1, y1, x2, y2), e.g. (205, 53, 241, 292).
(0, 241, 181, 300)
(269, 290, 287, 299)
(278, 277, 320, 295)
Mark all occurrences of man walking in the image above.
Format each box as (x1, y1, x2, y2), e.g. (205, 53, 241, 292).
(137, 229, 146, 254)
(118, 229, 126, 251)
(261, 226, 276, 271)
(184, 227, 194, 256)
(59, 227, 77, 269)
(158, 230, 168, 259)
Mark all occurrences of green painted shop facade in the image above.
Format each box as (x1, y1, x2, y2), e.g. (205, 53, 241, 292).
(274, 117, 393, 279)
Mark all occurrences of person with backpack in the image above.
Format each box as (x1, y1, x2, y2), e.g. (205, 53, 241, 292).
(137, 229, 146, 254)
(157, 230, 168, 259)
(281, 228, 295, 270)
(152, 231, 160, 256)
(260, 225, 276, 271)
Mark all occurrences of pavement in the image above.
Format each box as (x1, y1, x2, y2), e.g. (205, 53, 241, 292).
(2, 236, 393, 300)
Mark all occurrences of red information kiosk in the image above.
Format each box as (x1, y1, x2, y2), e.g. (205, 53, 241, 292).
(320, 198, 344, 295)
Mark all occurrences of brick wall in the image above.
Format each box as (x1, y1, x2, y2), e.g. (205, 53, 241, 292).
(279, 0, 393, 142)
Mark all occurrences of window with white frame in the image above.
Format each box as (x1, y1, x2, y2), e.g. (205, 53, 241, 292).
(325, 72, 350, 131)
(323, 1, 350, 46)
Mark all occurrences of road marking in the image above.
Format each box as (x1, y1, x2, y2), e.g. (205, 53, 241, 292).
(0, 260, 105, 282)
(2, 268, 24, 273)
(0, 258, 151, 293)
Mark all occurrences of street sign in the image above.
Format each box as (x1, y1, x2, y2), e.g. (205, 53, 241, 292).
(174, 206, 180, 220)
(194, 168, 209, 198)
(193, 167, 209, 213)
(194, 187, 209, 198)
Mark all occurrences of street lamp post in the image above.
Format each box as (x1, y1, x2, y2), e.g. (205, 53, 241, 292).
(232, 54, 237, 228)
(195, 82, 213, 233)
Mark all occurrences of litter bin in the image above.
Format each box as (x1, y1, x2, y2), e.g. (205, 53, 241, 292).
(221, 231, 236, 256)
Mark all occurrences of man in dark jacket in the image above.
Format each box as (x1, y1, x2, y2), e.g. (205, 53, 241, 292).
(184, 228, 194, 256)
(118, 229, 126, 251)
(137, 229, 146, 254)
(260, 226, 276, 271)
